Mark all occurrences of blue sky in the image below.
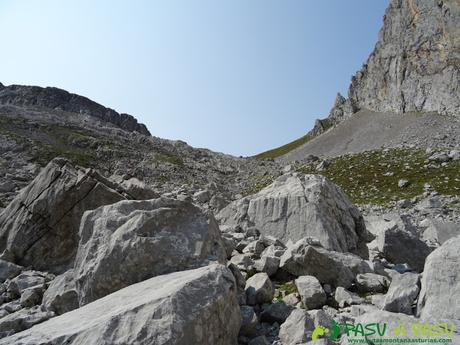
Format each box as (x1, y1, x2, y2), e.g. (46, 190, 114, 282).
(0, 0, 388, 156)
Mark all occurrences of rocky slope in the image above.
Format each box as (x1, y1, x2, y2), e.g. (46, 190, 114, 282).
(0, 0, 459, 344)
(0, 161, 458, 344)
(279, 109, 460, 162)
(0, 84, 280, 211)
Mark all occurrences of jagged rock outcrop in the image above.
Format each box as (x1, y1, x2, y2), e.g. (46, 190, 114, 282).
(417, 236, 460, 320)
(376, 225, 432, 272)
(42, 270, 79, 315)
(0, 264, 241, 345)
(0, 84, 151, 135)
(309, 93, 355, 137)
(305, 0, 460, 145)
(217, 174, 372, 258)
(383, 272, 420, 315)
(0, 158, 125, 273)
(74, 197, 227, 305)
(280, 238, 372, 288)
(348, 0, 460, 116)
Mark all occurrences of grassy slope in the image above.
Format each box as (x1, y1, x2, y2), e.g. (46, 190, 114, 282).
(254, 134, 313, 160)
(254, 119, 332, 160)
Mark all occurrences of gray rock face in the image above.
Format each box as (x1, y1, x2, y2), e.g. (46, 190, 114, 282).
(417, 236, 460, 320)
(295, 276, 326, 310)
(260, 301, 292, 324)
(347, 0, 460, 117)
(217, 174, 371, 258)
(19, 286, 44, 308)
(254, 256, 280, 277)
(9, 271, 47, 295)
(42, 270, 79, 315)
(278, 309, 315, 345)
(0, 84, 151, 135)
(280, 238, 371, 288)
(239, 305, 258, 337)
(334, 287, 364, 308)
(0, 264, 241, 345)
(74, 197, 226, 305)
(383, 272, 420, 315)
(245, 273, 274, 306)
(420, 218, 460, 245)
(0, 307, 54, 338)
(356, 273, 390, 293)
(227, 263, 247, 305)
(0, 260, 22, 282)
(0, 158, 125, 273)
(377, 225, 432, 272)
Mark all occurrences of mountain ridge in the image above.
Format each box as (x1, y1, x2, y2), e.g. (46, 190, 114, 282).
(0, 83, 151, 136)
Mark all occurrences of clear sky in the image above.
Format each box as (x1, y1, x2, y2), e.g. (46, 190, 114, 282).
(0, 0, 389, 156)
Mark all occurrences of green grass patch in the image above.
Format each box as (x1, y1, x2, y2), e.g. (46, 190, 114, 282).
(278, 281, 298, 295)
(154, 152, 184, 167)
(254, 118, 333, 160)
(31, 143, 94, 167)
(32, 125, 95, 167)
(298, 148, 460, 205)
(255, 133, 314, 160)
(242, 174, 276, 196)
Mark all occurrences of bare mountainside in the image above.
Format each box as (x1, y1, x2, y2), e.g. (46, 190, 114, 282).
(279, 110, 460, 162)
(0, 85, 279, 209)
(0, 0, 459, 344)
(259, 0, 459, 161)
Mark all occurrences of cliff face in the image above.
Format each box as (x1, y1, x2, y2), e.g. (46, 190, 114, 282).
(348, 0, 460, 116)
(0, 84, 151, 136)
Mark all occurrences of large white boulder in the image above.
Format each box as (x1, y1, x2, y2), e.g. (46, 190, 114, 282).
(417, 236, 460, 320)
(0, 264, 241, 345)
(280, 238, 371, 288)
(74, 197, 227, 305)
(217, 174, 371, 258)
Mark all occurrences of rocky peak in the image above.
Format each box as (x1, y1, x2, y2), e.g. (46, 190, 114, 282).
(333, 92, 346, 109)
(0, 84, 151, 136)
(348, 0, 459, 116)
(314, 0, 459, 136)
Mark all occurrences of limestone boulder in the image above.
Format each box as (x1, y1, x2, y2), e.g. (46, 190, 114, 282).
(245, 273, 274, 306)
(295, 276, 326, 310)
(280, 238, 371, 288)
(278, 309, 315, 345)
(74, 197, 226, 305)
(217, 174, 372, 258)
(0, 158, 125, 273)
(383, 272, 420, 315)
(0, 264, 241, 345)
(417, 236, 460, 320)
